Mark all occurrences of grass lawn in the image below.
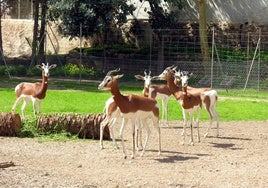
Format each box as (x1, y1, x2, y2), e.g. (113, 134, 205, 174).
(1, 80, 267, 122)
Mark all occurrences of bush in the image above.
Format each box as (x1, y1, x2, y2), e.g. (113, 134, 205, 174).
(4, 65, 27, 76)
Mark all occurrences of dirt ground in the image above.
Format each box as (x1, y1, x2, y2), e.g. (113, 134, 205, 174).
(0, 120, 267, 188)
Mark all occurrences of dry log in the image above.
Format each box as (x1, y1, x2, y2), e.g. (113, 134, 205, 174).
(37, 113, 110, 140)
(0, 112, 21, 136)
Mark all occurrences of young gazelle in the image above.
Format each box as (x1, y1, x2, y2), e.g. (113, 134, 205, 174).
(98, 68, 161, 159)
(157, 66, 204, 145)
(174, 70, 220, 138)
(99, 97, 143, 151)
(135, 70, 171, 126)
(99, 97, 121, 150)
(12, 63, 57, 118)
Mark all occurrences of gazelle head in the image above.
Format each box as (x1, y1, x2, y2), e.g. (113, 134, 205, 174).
(175, 70, 193, 87)
(98, 68, 124, 91)
(157, 65, 177, 81)
(36, 63, 57, 77)
(135, 70, 158, 88)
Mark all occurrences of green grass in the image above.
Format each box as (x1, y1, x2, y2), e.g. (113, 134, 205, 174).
(1, 83, 268, 121)
(1, 80, 267, 140)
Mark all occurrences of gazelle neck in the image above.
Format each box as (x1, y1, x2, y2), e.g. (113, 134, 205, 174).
(110, 79, 122, 97)
(36, 72, 48, 99)
(166, 71, 183, 100)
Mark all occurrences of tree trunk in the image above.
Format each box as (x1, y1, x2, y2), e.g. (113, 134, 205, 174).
(38, 0, 47, 64)
(198, 0, 210, 75)
(30, 0, 40, 67)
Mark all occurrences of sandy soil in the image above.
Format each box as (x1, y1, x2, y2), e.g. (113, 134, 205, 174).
(0, 120, 267, 188)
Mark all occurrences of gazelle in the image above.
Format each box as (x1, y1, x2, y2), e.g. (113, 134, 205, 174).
(157, 66, 210, 145)
(135, 70, 171, 126)
(174, 70, 220, 138)
(12, 63, 57, 118)
(98, 68, 161, 159)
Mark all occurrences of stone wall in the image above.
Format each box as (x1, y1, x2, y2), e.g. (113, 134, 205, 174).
(2, 19, 80, 57)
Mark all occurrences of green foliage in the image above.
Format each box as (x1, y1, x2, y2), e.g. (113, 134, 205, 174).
(4, 65, 27, 76)
(0, 64, 102, 79)
(26, 66, 40, 76)
(141, 0, 185, 29)
(48, 0, 135, 39)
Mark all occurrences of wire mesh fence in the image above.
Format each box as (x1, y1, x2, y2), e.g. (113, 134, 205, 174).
(68, 27, 268, 90)
(2, 22, 268, 90)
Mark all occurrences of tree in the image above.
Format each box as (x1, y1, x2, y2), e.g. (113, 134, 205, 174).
(30, 0, 49, 67)
(140, 0, 185, 73)
(197, 0, 210, 75)
(48, 0, 135, 45)
(30, 0, 40, 67)
(39, 0, 48, 64)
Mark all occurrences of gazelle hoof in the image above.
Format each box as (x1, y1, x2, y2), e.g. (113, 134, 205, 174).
(136, 146, 143, 151)
(189, 141, 194, 146)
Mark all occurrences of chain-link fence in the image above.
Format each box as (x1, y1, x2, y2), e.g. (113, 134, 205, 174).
(1, 20, 268, 90)
(69, 27, 268, 90)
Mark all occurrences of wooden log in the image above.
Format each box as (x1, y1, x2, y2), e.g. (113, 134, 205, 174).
(37, 113, 110, 140)
(0, 112, 21, 136)
(0, 161, 15, 169)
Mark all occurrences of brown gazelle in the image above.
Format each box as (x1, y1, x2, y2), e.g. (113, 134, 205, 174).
(12, 63, 57, 118)
(135, 70, 171, 126)
(174, 70, 220, 138)
(157, 66, 217, 145)
(98, 68, 161, 159)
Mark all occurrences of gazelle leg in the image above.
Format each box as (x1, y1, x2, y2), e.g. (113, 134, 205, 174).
(36, 100, 41, 115)
(120, 118, 127, 159)
(204, 108, 213, 138)
(181, 110, 187, 145)
(140, 119, 151, 157)
(196, 108, 201, 142)
(12, 97, 21, 112)
(189, 111, 194, 146)
(213, 108, 220, 137)
(99, 119, 108, 149)
(163, 98, 169, 126)
(21, 98, 29, 118)
(155, 119, 161, 155)
(136, 119, 143, 151)
(32, 98, 37, 115)
(109, 118, 119, 149)
(130, 119, 136, 159)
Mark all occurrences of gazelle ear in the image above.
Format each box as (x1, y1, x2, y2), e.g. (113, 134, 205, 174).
(49, 64, 57, 69)
(35, 65, 43, 70)
(151, 76, 159, 80)
(135, 75, 144, 80)
(115, 74, 124, 79)
(172, 66, 178, 71)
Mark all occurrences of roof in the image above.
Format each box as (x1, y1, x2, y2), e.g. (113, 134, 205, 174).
(129, 0, 268, 24)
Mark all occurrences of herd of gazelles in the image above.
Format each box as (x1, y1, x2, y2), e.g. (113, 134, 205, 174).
(11, 63, 219, 159)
